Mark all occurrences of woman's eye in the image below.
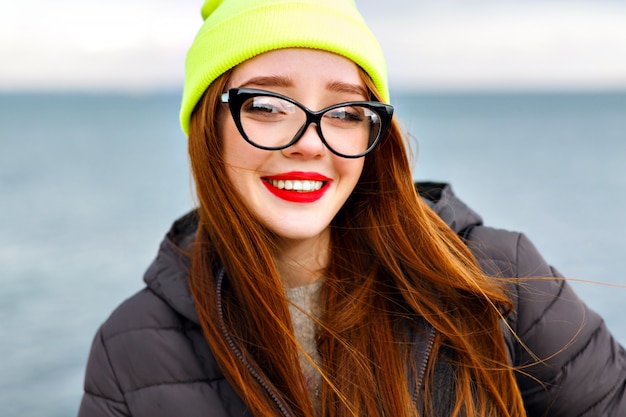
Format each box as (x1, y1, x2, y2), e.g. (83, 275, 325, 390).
(326, 107, 363, 122)
(246, 98, 280, 113)
(248, 103, 278, 113)
(244, 97, 294, 115)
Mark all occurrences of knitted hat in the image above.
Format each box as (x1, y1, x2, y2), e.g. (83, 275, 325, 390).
(180, 0, 389, 135)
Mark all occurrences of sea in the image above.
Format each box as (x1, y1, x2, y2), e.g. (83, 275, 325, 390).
(1, 90, 625, 416)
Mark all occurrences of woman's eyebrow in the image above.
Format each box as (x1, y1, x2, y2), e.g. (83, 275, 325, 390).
(234, 77, 368, 101)
(238, 75, 294, 88)
(326, 81, 368, 98)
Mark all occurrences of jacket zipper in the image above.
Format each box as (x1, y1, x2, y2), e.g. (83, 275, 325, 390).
(216, 266, 437, 416)
(412, 324, 436, 411)
(216, 267, 294, 417)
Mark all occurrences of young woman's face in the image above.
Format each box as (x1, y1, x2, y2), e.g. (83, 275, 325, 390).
(220, 48, 366, 246)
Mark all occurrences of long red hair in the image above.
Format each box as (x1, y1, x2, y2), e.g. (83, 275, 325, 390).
(187, 68, 526, 417)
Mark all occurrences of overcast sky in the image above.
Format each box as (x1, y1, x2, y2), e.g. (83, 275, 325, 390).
(2, 0, 626, 92)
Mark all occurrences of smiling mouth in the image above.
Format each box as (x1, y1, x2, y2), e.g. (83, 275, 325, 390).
(265, 179, 325, 192)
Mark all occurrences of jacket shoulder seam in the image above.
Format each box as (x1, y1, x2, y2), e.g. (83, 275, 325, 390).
(82, 390, 127, 404)
(123, 378, 224, 395)
(514, 233, 565, 338)
(98, 328, 128, 405)
(103, 325, 186, 342)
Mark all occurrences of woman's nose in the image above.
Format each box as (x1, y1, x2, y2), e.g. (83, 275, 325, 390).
(281, 123, 327, 159)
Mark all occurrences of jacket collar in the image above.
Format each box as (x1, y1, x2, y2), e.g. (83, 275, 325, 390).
(143, 211, 200, 323)
(416, 182, 483, 234)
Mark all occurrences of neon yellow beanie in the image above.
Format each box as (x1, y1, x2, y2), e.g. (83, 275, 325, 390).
(180, 0, 389, 136)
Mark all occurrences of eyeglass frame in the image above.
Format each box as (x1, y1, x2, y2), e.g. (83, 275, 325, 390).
(220, 87, 394, 158)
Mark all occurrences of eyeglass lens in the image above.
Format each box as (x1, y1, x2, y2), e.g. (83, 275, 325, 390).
(239, 95, 382, 156)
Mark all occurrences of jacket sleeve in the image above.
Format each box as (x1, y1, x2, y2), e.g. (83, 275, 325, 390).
(78, 326, 131, 417)
(469, 227, 626, 417)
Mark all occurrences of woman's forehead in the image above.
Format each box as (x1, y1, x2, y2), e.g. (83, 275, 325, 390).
(228, 48, 364, 91)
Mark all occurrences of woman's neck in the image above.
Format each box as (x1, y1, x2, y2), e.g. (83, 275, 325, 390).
(275, 231, 330, 288)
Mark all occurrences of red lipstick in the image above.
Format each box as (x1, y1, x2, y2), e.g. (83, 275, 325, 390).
(262, 172, 331, 203)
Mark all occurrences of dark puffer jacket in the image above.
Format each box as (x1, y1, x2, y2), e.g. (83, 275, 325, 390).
(78, 182, 626, 417)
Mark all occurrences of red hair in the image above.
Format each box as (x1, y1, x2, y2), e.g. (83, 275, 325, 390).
(187, 68, 526, 417)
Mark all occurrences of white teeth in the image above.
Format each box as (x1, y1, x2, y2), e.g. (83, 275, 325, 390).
(268, 179, 324, 192)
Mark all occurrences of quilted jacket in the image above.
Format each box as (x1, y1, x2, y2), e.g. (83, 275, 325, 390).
(78, 182, 626, 416)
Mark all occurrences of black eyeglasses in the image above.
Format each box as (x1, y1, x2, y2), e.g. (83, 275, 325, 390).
(220, 88, 394, 158)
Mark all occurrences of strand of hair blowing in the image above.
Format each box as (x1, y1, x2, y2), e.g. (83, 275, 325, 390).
(187, 71, 314, 416)
(323, 74, 526, 417)
(187, 70, 526, 417)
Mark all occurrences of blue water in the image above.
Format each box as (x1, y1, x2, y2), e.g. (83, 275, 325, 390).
(1, 91, 625, 416)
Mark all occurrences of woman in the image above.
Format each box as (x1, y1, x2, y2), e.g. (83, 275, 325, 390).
(78, 0, 626, 416)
